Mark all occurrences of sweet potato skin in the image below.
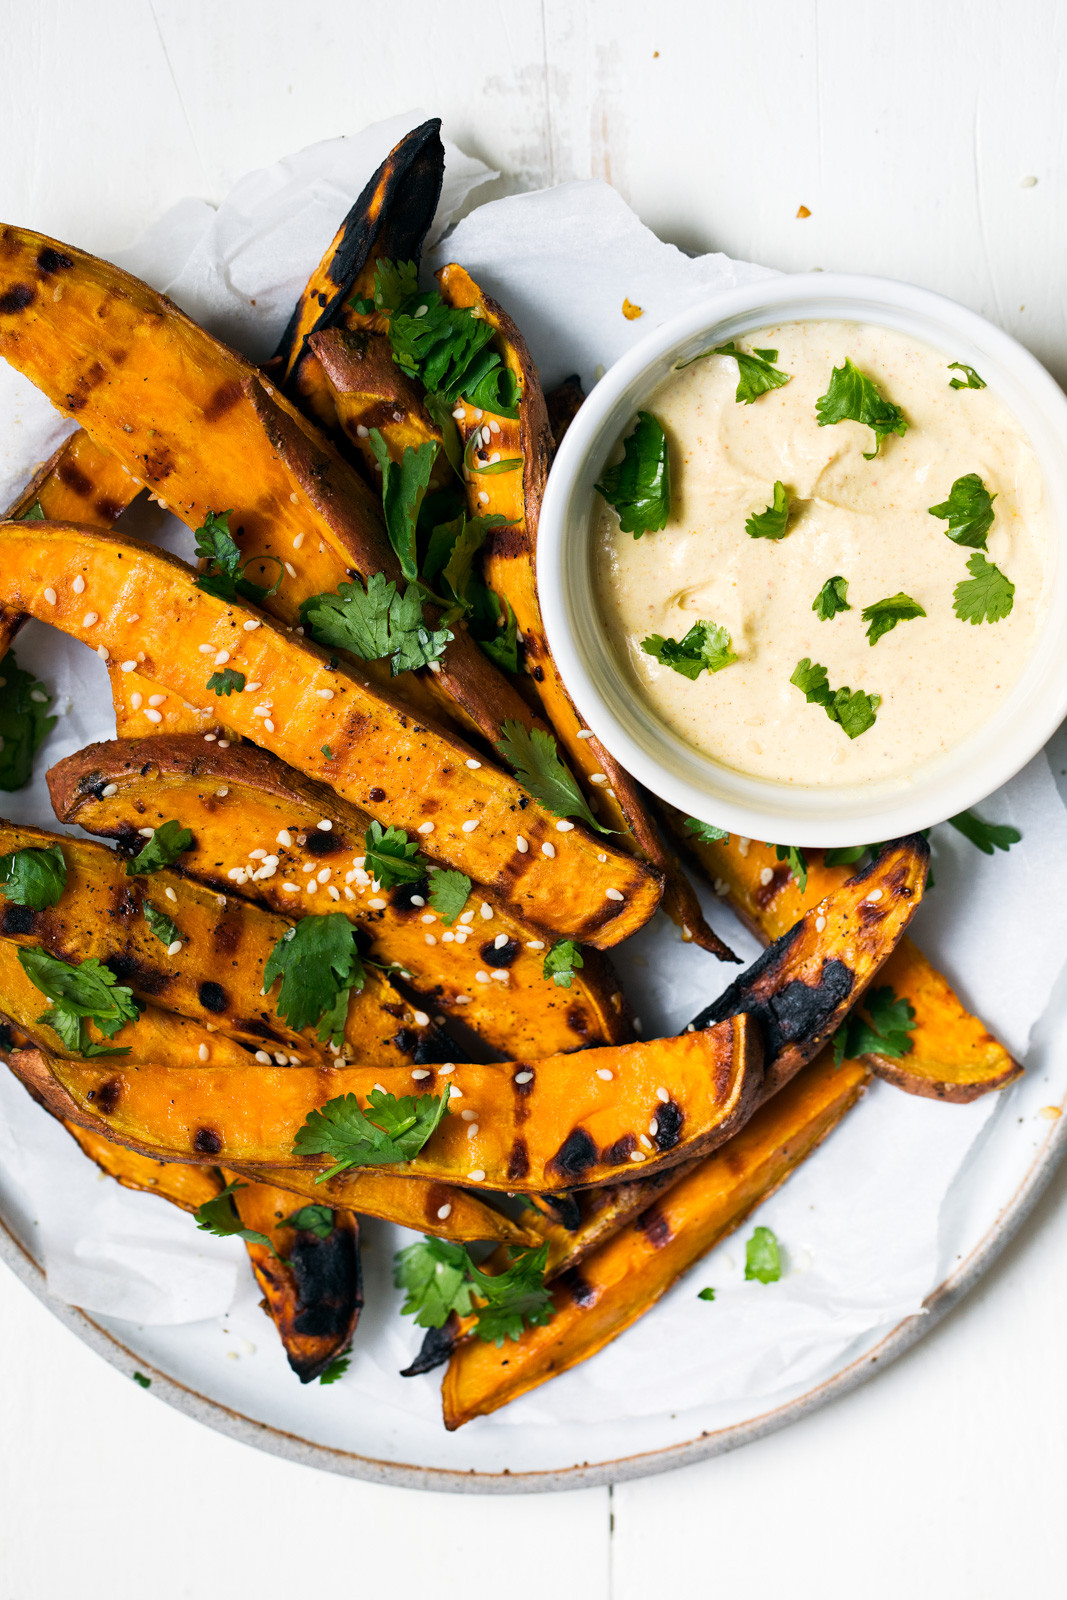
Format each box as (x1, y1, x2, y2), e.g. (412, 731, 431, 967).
(48, 737, 634, 1059)
(8, 1014, 762, 1193)
(441, 1051, 870, 1428)
(0, 520, 661, 946)
(667, 815, 1020, 1103)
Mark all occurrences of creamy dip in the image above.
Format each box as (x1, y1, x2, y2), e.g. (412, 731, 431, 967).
(593, 320, 1049, 786)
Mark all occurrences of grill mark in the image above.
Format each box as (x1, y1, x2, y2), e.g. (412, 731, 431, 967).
(95, 1078, 121, 1115)
(198, 980, 229, 1014)
(202, 380, 243, 422)
(106, 951, 171, 997)
(538, 1191, 582, 1231)
(601, 1132, 637, 1166)
(636, 1205, 672, 1248)
(0, 283, 35, 314)
(94, 496, 127, 523)
(558, 1267, 596, 1309)
(547, 1127, 598, 1180)
(2, 904, 36, 935)
(566, 1006, 591, 1038)
(481, 937, 519, 969)
(653, 1100, 684, 1152)
(287, 1230, 361, 1340)
(506, 1137, 530, 1182)
(213, 918, 242, 957)
(303, 830, 343, 858)
(36, 248, 73, 275)
(193, 1126, 223, 1154)
(392, 1027, 418, 1058)
(57, 458, 93, 497)
(754, 864, 790, 908)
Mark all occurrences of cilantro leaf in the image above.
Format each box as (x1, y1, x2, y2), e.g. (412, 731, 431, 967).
(132, 1372, 151, 1388)
(395, 1235, 475, 1327)
(745, 1225, 782, 1283)
(953, 552, 1014, 624)
(495, 720, 610, 834)
(772, 844, 808, 894)
(364, 821, 424, 889)
(347, 295, 375, 316)
(0, 843, 66, 909)
(680, 341, 791, 403)
(745, 480, 791, 540)
(476, 592, 520, 675)
(823, 844, 870, 867)
(373, 259, 419, 311)
(790, 659, 880, 739)
(594, 411, 671, 537)
(125, 819, 193, 876)
(301, 573, 452, 677)
(543, 939, 584, 988)
(813, 576, 851, 620)
(948, 809, 1022, 855)
(427, 868, 471, 925)
(374, 262, 520, 419)
(394, 1237, 554, 1346)
(18, 947, 140, 1043)
(861, 592, 926, 646)
(193, 1181, 277, 1255)
(367, 431, 437, 581)
(319, 1355, 351, 1385)
(193, 509, 281, 606)
(833, 984, 916, 1065)
(263, 914, 365, 1040)
(815, 358, 908, 458)
(206, 668, 245, 696)
(948, 362, 986, 390)
(0, 650, 56, 792)
(143, 903, 179, 948)
(293, 1086, 451, 1180)
(463, 363, 522, 418)
(928, 474, 997, 549)
(698, 1286, 716, 1302)
(17, 499, 45, 521)
(467, 1243, 554, 1346)
(641, 620, 737, 680)
(282, 1204, 335, 1240)
(684, 817, 729, 844)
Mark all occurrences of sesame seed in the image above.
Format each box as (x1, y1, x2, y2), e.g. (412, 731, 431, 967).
(285, 562, 297, 578)
(493, 933, 508, 949)
(306, 880, 318, 894)
(462, 818, 480, 833)
(368, 895, 386, 909)
(634, 1018, 643, 1033)
(204, 732, 216, 742)
(302, 863, 315, 873)
(714, 878, 730, 896)
(129, 693, 142, 710)
(413, 1010, 430, 1027)
(606, 888, 624, 901)
(198, 1044, 209, 1062)
(436, 1203, 452, 1220)
(556, 820, 575, 832)
(243, 618, 261, 631)
(144, 709, 163, 723)
(475, 970, 490, 984)
(411, 1068, 431, 1080)
(148, 694, 166, 707)
(216, 787, 229, 797)
(428, 661, 441, 673)
(317, 867, 331, 883)
(649, 1119, 659, 1137)
(73, 575, 85, 594)
(526, 939, 545, 950)
(590, 773, 608, 784)
(44, 587, 56, 605)
(630, 1151, 645, 1162)
(249, 848, 267, 860)
(542, 841, 556, 858)
(214, 650, 230, 666)
(137, 827, 155, 838)
(759, 866, 774, 886)
(454, 995, 471, 1004)
(460, 910, 475, 924)
(867, 889, 883, 902)
(227, 867, 247, 882)
(417, 821, 434, 835)
(167, 939, 182, 956)
(480, 903, 493, 920)
(596, 1068, 614, 1081)
(420, 913, 436, 924)
(465, 758, 481, 769)
(577, 729, 593, 739)
(216, 895, 226, 908)
(83, 611, 98, 627)
(244, 682, 261, 692)
(491, 969, 508, 982)
(316, 688, 334, 700)
(815, 915, 826, 932)
(478, 490, 489, 504)
(254, 1050, 271, 1063)
(164, 887, 177, 902)
(282, 883, 299, 893)
(640, 1135, 653, 1150)
(454, 931, 467, 944)
(657, 1087, 670, 1103)
(597, 853, 607, 863)
(410, 894, 425, 907)
(467, 1123, 480, 1139)
(101, 783, 118, 797)
(317, 819, 332, 831)
(516, 836, 529, 853)
(264, 719, 275, 732)
(198, 644, 213, 655)
(481, 425, 491, 444)
(442, 930, 454, 942)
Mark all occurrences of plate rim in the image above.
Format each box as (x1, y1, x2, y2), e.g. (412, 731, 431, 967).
(3, 1092, 1064, 1493)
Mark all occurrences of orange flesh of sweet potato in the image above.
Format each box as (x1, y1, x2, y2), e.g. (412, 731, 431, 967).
(0, 819, 441, 1068)
(0, 521, 661, 946)
(6, 428, 139, 525)
(667, 813, 1020, 1103)
(63, 1120, 224, 1211)
(9, 1012, 761, 1193)
(440, 1051, 870, 1428)
(48, 738, 634, 1059)
(434, 263, 735, 962)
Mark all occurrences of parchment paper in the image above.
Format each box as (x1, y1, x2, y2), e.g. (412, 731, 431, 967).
(1, 118, 1066, 1422)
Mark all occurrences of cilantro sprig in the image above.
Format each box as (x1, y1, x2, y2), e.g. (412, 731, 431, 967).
(0, 650, 56, 792)
(813, 576, 850, 620)
(193, 1181, 277, 1255)
(194, 510, 282, 606)
(953, 553, 1014, 624)
(745, 481, 791, 540)
(948, 809, 1022, 854)
(684, 818, 729, 844)
(376, 261, 520, 417)
(833, 984, 917, 1065)
(293, 1086, 451, 1181)
(543, 939, 584, 988)
(641, 621, 737, 680)
(143, 903, 180, 948)
(928, 474, 997, 549)
(282, 1205, 335, 1240)
(301, 572, 453, 677)
(125, 819, 193, 876)
(0, 843, 66, 909)
(681, 342, 791, 403)
(394, 1236, 553, 1346)
(264, 914, 365, 1043)
(368, 431, 437, 581)
(815, 358, 907, 458)
(427, 868, 471, 925)
(790, 659, 880, 739)
(18, 947, 139, 1056)
(772, 844, 808, 894)
(594, 411, 671, 537)
(495, 720, 611, 834)
(861, 592, 926, 646)
(363, 821, 424, 889)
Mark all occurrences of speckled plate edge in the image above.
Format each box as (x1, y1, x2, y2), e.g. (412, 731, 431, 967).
(2, 1092, 1064, 1494)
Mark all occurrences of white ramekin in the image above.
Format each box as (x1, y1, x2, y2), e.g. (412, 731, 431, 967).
(538, 272, 1067, 847)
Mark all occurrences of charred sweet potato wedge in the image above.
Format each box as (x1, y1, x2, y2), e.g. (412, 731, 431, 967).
(690, 837, 928, 1098)
(434, 263, 733, 961)
(440, 1051, 871, 1428)
(9, 1013, 761, 1194)
(0, 521, 661, 946)
(63, 1120, 225, 1211)
(5, 428, 140, 526)
(224, 1173, 363, 1382)
(667, 815, 1020, 1103)
(0, 819, 444, 1068)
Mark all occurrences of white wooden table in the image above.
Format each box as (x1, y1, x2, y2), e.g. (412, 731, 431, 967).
(3, 3, 1067, 1594)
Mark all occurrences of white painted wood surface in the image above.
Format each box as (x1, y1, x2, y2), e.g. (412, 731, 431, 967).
(2, 2, 1067, 1593)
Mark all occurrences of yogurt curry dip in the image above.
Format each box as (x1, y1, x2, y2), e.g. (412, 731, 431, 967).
(592, 321, 1049, 787)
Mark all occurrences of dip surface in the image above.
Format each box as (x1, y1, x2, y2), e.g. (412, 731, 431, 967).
(593, 320, 1049, 786)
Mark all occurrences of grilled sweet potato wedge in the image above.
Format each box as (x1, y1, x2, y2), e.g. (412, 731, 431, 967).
(48, 737, 634, 1058)
(691, 837, 928, 1098)
(668, 815, 1019, 1103)
(0, 820, 443, 1068)
(441, 1050, 871, 1427)
(63, 1120, 224, 1210)
(0, 521, 660, 945)
(9, 1013, 761, 1194)
(6, 428, 140, 526)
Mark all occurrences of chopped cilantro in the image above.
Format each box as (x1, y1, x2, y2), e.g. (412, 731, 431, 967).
(745, 1225, 782, 1283)
(377, 261, 520, 417)
(953, 552, 1014, 624)
(641, 620, 737, 680)
(18, 947, 139, 1054)
(697, 1286, 716, 1302)
(427, 867, 471, 925)
(745, 480, 791, 540)
(301, 572, 453, 677)
(0, 650, 56, 792)
(293, 1085, 451, 1181)
(495, 720, 610, 834)
(282, 1204, 335, 1240)
(684, 818, 729, 844)
(772, 844, 808, 894)
(125, 819, 193, 876)
(347, 295, 375, 315)
(322, 745, 333, 760)
(815, 358, 907, 458)
(861, 592, 926, 646)
(813, 576, 851, 620)
(0, 843, 66, 909)
(363, 821, 424, 889)
(947, 362, 986, 390)
(823, 844, 870, 867)
(17, 499, 45, 521)
(367, 430, 437, 581)
(193, 1181, 277, 1255)
(206, 668, 246, 696)
(594, 411, 671, 537)
(833, 984, 916, 1065)
(543, 939, 584, 988)
(373, 259, 419, 311)
(680, 341, 791, 403)
(263, 914, 365, 1042)
(789, 659, 880, 738)
(143, 903, 179, 948)
(394, 1236, 553, 1346)
(948, 809, 1022, 855)
(132, 1372, 151, 1388)
(319, 1354, 351, 1385)
(928, 474, 997, 549)
(194, 509, 282, 606)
